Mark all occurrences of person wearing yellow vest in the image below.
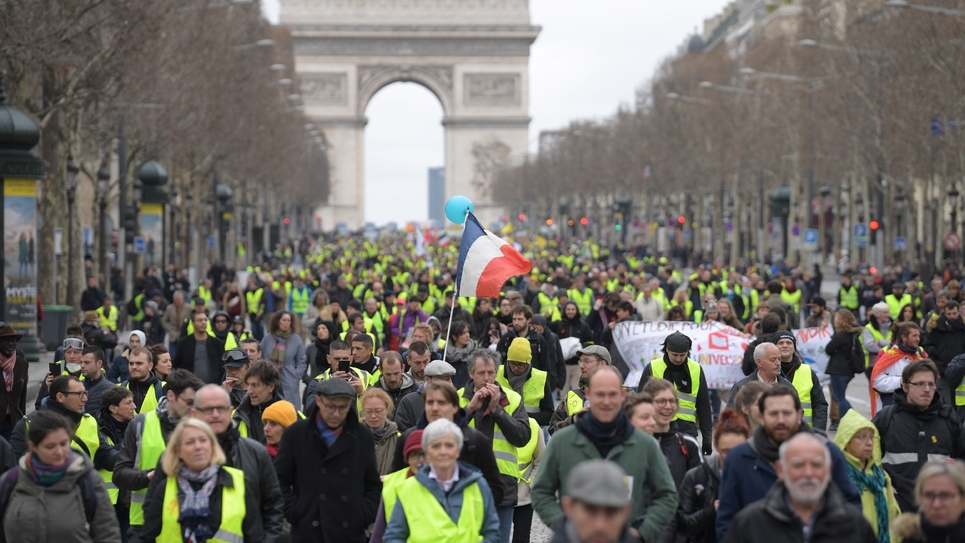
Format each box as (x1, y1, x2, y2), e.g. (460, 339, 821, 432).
(772, 330, 828, 431)
(511, 417, 545, 543)
(121, 347, 165, 414)
(637, 331, 714, 455)
(210, 311, 239, 351)
(547, 345, 610, 435)
(567, 276, 594, 317)
(1, 409, 122, 542)
(458, 349, 533, 543)
(112, 369, 204, 542)
(370, 429, 425, 541)
(383, 418, 502, 543)
(494, 338, 554, 426)
(245, 275, 266, 340)
(96, 298, 119, 332)
(837, 273, 861, 317)
(287, 276, 312, 337)
(884, 282, 913, 321)
(303, 340, 369, 412)
(861, 303, 893, 370)
(197, 279, 213, 309)
(140, 418, 251, 542)
(96, 386, 136, 535)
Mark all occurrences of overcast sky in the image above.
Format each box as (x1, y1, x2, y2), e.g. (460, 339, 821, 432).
(261, 1, 732, 225)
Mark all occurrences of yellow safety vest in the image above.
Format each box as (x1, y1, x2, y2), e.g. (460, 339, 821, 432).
(130, 410, 167, 526)
(381, 468, 411, 523)
(123, 379, 164, 414)
(789, 363, 815, 424)
(290, 287, 310, 315)
(394, 475, 485, 543)
(96, 306, 119, 331)
(198, 285, 212, 306)
(516, 418, 541, 484)
(839, 285, 859, 310)
(568, 288, 594, 316)
(956, 380, 965, 407)
(863, 324, 891, 367)
(885, 293, 912, 320)
(458, 385, 523, 480)
(315, 367, 369, 412)
(495, 366, 547, 416)
(99, 434, 118, 505)
(246, 288, 264, 314)
(565, 390, 585, 417)
(649, 358, 702, 423)
(160, 466, 245, 543)
(781, 289, 802, 314)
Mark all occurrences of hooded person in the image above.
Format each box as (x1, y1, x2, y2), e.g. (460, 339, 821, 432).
(108, 330, 146, 384)
(832, 409, 901, 543)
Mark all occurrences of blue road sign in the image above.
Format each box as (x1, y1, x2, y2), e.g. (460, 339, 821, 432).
(853, 224, 868, 249)
(133, 236, 146, 254)
(894, 237, 906, 251)
(207, 235, 216, 248)
(803, 229, 818, 247)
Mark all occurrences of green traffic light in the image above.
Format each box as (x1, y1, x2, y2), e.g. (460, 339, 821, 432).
(615, 224, 622, 231)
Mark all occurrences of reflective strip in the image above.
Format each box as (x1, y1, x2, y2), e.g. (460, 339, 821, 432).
(212, 529, 245, 543)
(524, 406, 541, 414)
(678, 393, 697, 403)
(928, 454, 951, 462)
(493, 451, 517, 463)
(883, 452, 919, 465)
(131, 492, 146, 503)
(678, 407, 696, 416)
(493, 431, 507, 441)
(103, 481, 118, 490)
(802, 416, 813, 423)
(519, 462, 534, 482)
(956, 390, 965, 397)
(801, 402, 812, 409)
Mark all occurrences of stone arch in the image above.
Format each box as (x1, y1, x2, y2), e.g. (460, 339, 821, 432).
(356, 65, 454, 118)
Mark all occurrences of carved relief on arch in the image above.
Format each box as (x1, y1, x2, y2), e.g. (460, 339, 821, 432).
(356, 64, 454, 114)
(471, 137, 512, 198)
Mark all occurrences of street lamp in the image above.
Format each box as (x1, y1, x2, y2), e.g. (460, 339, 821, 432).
(63, 155, 79, 305)
(269, 64, 286, 72)
(96, 157, 110, 285)
(797, 38, 885, 57)
(232, 39, 274, 51)
(666, 92, 710, 105)
(886, 0, 965, 16)
(949, 184, 960, 235)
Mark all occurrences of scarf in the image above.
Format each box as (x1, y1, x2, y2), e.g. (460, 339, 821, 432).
(575, 409, 635, 458)
(269, 331, 291, 371)
(371, 422, 390, 443)
(316, 411, 343, 447)
(177, 464, 221, 543)
(27, 451, 71, 487)
(870, 346, 926, 415)
(216, 426, 240, 468)
(0, 351, 15, 392)
(506, 366, 531, 397)
(750, 424, 783, 464)
(266, 443, 279, 458)
(47, 398, 84, 426)
(846, 462, 890, 543)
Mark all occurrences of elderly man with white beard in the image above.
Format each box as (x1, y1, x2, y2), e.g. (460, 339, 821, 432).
(722, 432, 876, 543)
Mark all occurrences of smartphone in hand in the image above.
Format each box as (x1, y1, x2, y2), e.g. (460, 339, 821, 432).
(338, 359, 351, 374)
(49, 362, 60, 375)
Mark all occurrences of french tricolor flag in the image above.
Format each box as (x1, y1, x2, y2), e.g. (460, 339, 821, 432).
(456, 213, 532, 297)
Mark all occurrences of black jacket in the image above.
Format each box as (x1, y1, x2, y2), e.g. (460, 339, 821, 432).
(172, 334, 226, 384)
(372, 373, 419, 414)
(678, 454, 722, 543)
(721, 480, 875, 543)
(824, 330, 861, 376)
(141, 465, 265, 542)
(81, 322, 117, 352)
(113, 399, 181, 493)
(10, 400, 117, 471)
(232, 391, 283, 445)
(274, 402, 382, 543)
(923, 316, 965, 373)
(124, 372, 163, 413)
(639, 357, 714, 449)
(0, 355, 27, 424)
(391, 409, 506, 507)
(873, 390, 965, 512)
(652, 426, 701, 543)
(551, 315, 595, 364)
(496, 326, 551, 380)
(80, 287, 105, 311)
(218, 429, 286, 542)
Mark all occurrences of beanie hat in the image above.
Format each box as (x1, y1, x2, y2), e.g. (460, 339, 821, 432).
(507, 337, 533, 364)
(262, 400, 298, 428)
(771, 330, 796, 346)
(404, 430, 425, 459)
(664, 331, 693, 353)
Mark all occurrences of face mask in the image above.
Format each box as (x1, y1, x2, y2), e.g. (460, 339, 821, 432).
(66, 363, 82, 373)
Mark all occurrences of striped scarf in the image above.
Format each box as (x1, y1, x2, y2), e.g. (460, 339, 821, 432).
(846, 461, 891, 543)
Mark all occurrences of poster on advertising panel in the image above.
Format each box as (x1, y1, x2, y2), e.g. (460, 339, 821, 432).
(140, 203, 164, 266)
(3, 179, 38, 339)
(616, 320, 833, 390)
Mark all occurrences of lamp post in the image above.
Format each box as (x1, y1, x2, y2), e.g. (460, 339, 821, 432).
(0, 70, 45, 361)
(949, 185, 960, 260)
(819, 185, 831, 263)
(63, 156, 79, 305)
(96, 157, 110, 288)
(216, 183, 233, 262)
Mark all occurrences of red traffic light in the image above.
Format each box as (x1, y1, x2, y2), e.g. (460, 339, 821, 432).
(580, 217, 589, 226)
(567, 219, 575, 226)
(869, 220, 879, 230)
(283, 217, 290, 225)
(677, 215, 686, 224)
(545, 219, 553, 226)
(518, 214, 526, 221)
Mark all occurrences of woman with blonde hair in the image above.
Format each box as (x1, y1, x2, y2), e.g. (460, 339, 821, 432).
(361, 387, 400, 476)
(893, 460, 965, 542)
(142, 418, 261, 542)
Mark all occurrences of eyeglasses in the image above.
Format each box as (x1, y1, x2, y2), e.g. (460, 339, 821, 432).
(907, 381, 937, 390)
(850, 434, 876, 443)
(362, 408, 386, 416)
(63, 338, 85, 351)
(320, 402, 352, 414)
(654, 398, 678, 407)
(922, 491, 962, 504)
(63, 391, 88, 398)
(195, 405, 231, 415)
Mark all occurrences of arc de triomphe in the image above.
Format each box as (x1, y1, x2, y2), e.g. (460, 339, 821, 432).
(279, 0, 540, 229)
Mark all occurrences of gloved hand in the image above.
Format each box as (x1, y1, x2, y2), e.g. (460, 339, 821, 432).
(702, 442, 713, 456)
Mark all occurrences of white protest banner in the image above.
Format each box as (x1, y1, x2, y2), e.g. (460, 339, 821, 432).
(615, 321, 834, 389)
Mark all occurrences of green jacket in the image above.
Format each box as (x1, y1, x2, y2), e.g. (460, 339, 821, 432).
(832, 409, 901, 542)
(531, 423, 678, 543)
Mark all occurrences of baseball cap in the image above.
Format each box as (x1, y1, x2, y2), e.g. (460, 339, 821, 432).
(425, 360, 456, 377)
(506, 337, 532, 364)
(222, 349, 250, 368)
(565, 459, 630, 508)
(576, 345, 611, 364)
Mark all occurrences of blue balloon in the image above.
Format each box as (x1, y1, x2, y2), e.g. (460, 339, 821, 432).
(445, 195, 474, 224)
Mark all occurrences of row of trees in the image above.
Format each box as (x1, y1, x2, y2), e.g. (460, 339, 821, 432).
(494, 0, 965, 270)
(1, 0, 328, 308)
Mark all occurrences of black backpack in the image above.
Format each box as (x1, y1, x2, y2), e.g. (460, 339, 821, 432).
(0, 466, 97, 526)
(848, 332, 867, 374)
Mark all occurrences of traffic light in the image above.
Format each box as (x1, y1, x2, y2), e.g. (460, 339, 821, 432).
(567, 219, 575, 226)
(123, 206, 138, 244)
(580, 217, 589, 226)
(869, 220, 880, 231)
(283, 217, 290, 225)
(870, 219, 879, 243)
(518, 214, 526, 222)
(677, 215, 686, 225)
(614, 224, 622, 231)
(545, 218, 553, 226)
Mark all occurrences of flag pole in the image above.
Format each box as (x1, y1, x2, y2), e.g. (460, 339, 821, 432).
(442, 209, 470, 362)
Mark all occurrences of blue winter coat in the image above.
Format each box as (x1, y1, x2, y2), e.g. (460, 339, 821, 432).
(715, 431, 862, 541)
